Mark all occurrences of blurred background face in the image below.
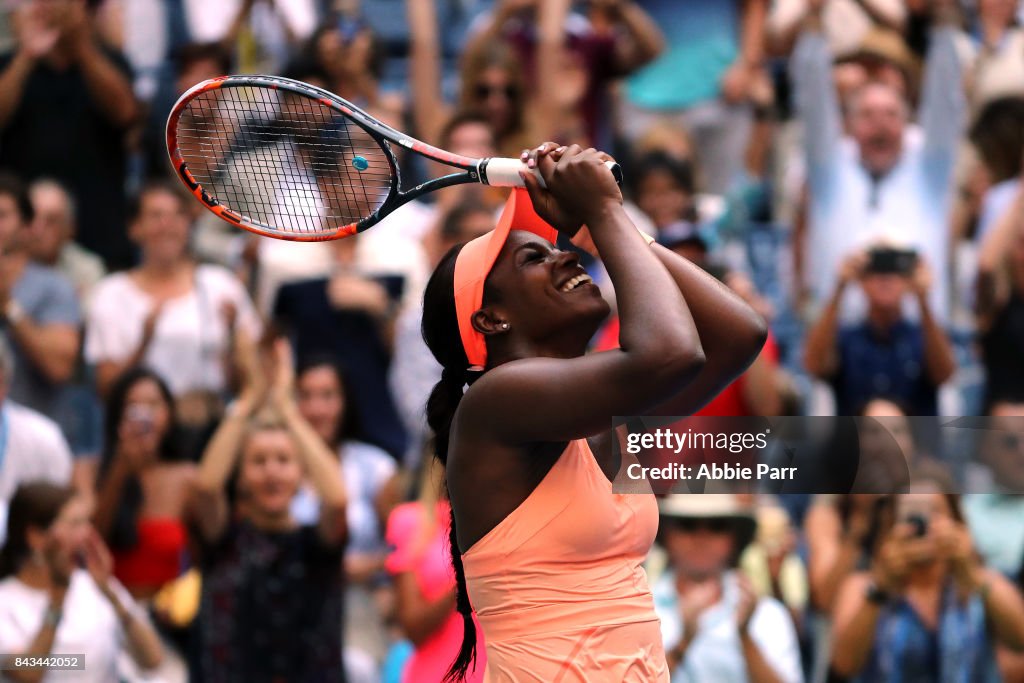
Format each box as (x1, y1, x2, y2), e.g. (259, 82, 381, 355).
(860, 272, 907, 314)
(131, 190, 190, 265)
(29, 495, 90, 580)
(983, 402, 1024, 491)
(296, 365, 345, 448)
(857, 399, 914, 491)
(240, 429, 303, 517)
(848, 83, 907, 176)
(635, 170, 692, 229)
(662, 517, 735, 581)
(471, 66, 519, 137)
(28, 183, 72, 265)
(0, 193, 26, 250)
(176, 56, 224, 95)
(121, 377, 172, 443)
(446, 121, 496, 162)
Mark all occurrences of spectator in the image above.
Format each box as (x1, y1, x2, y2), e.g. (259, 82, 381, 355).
(304, 18, 384, 108)
(84, 182, 261, 419)
(653, 494, 803, 683)
(0, 335, 72, 547)
(0, 173, 82, 426)
(621, 0, 768, 194)
(969, 97, 1024, 242)
(632, 151, 699, 232)
(976, 164, 1024, 407)
(26, 179, 105, 310)
(963, 401, 1024, 580)
(803, 249, 957, 416)
(0, 482, 164, 681)
(187, 335, 347, 683)
(272, 235, 407, 460)
(791, 0, 965, 323)
(962, 0, 1024, 110)
(389, 199, 495, 467)
(289, 356, 400, 673)
(830, 466, 1024, 681)
(385, 457, 486, 683)
(0, 0, 137, 269)
(408, 0, 532, 157)
(462, 0, 664, 149)
(92, 368, 195, 601)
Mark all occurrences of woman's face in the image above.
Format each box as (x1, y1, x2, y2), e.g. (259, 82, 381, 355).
(34, 496, 91, 580)
(131, 190, 190, 266)
(121, 377, 172, 443)
(636, 170, 692, 229)
(470, 66, 519, 137)
(296, 366, 345, 448)
(483, 231, 609, 353)
(856, 400, 915, 491)
(240, 429, 303, 518)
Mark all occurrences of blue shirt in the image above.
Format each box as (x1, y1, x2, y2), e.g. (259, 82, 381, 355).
(832, 320, 937, 416)
(625, 0, 741, 110)
(857, 583, 998, 683)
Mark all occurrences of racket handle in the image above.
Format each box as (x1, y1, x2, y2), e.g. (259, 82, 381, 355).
(480, 157, 623, 189)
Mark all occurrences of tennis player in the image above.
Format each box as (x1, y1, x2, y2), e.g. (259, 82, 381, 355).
(420, 143, 768, 681)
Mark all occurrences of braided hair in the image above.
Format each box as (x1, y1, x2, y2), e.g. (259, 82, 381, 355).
(421, 244, 482, 681)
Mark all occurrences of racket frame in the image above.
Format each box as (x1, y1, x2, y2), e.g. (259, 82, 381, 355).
(166, 74, 490, 241)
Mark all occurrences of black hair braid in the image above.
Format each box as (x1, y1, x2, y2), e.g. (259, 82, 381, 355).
(422, 245, 481, 681)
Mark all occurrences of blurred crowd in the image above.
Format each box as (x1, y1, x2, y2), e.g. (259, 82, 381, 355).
(0, 0, 1023, 681)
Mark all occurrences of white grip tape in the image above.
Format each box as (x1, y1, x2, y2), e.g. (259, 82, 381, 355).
(482, 158, 620, 189)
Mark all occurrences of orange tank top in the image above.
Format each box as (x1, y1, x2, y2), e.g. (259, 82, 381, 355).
(461, 439, 669, 682)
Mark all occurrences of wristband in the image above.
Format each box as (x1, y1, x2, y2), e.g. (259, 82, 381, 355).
(43, 605, 63, 628)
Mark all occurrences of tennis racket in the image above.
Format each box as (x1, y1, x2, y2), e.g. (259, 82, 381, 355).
(166, 75, 622, 242)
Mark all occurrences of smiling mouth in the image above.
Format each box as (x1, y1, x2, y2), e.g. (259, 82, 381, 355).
(560, 273, 593, 293)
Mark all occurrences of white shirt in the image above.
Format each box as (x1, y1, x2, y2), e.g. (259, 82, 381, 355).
(290, 440, 396, 555)
(0, 402, 73, 547)
(84, 265, 261, 396)
(654, 571, 803, 683)
(0, 571, 146, 683)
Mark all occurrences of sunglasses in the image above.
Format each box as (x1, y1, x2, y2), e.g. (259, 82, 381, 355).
(474, 83, 519, 100)
(665, 517, 734, 534)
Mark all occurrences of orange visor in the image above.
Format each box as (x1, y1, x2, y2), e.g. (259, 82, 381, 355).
(453, 188, 559, 371)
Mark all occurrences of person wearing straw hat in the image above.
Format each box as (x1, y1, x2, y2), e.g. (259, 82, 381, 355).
(653, 494, 803, 683)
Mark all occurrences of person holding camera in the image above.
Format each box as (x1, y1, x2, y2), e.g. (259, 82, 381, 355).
(92, 367, 195, 602)
(830, 466, 1024, 681)
(803, 246, 956, 416)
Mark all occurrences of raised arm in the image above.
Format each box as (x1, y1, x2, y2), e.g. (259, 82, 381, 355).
(460, 146, 706, 444)
(407, 0, 451, 145)
(532, 0, 572, 143)
(803, 252, 864, 379)
(790, 3, 842, 171)
(633, 246, 767, 417)
(591, 0, 664, 74)
(268, 339, 348, 546)
(919, 7, 965, 165)
(975, 175, 1024, 328)
(189, 333, 266, 544)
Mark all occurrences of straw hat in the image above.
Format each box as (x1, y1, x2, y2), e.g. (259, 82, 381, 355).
(658, 494, 758, 552)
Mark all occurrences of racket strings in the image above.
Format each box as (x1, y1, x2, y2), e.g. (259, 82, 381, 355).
(174, 85, 394, 236)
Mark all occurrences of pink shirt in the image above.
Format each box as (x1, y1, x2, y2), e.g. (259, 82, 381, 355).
(385, 500, 486, 683)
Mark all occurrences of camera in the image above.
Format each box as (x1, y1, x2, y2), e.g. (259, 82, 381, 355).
(866, 246, 918, 275)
